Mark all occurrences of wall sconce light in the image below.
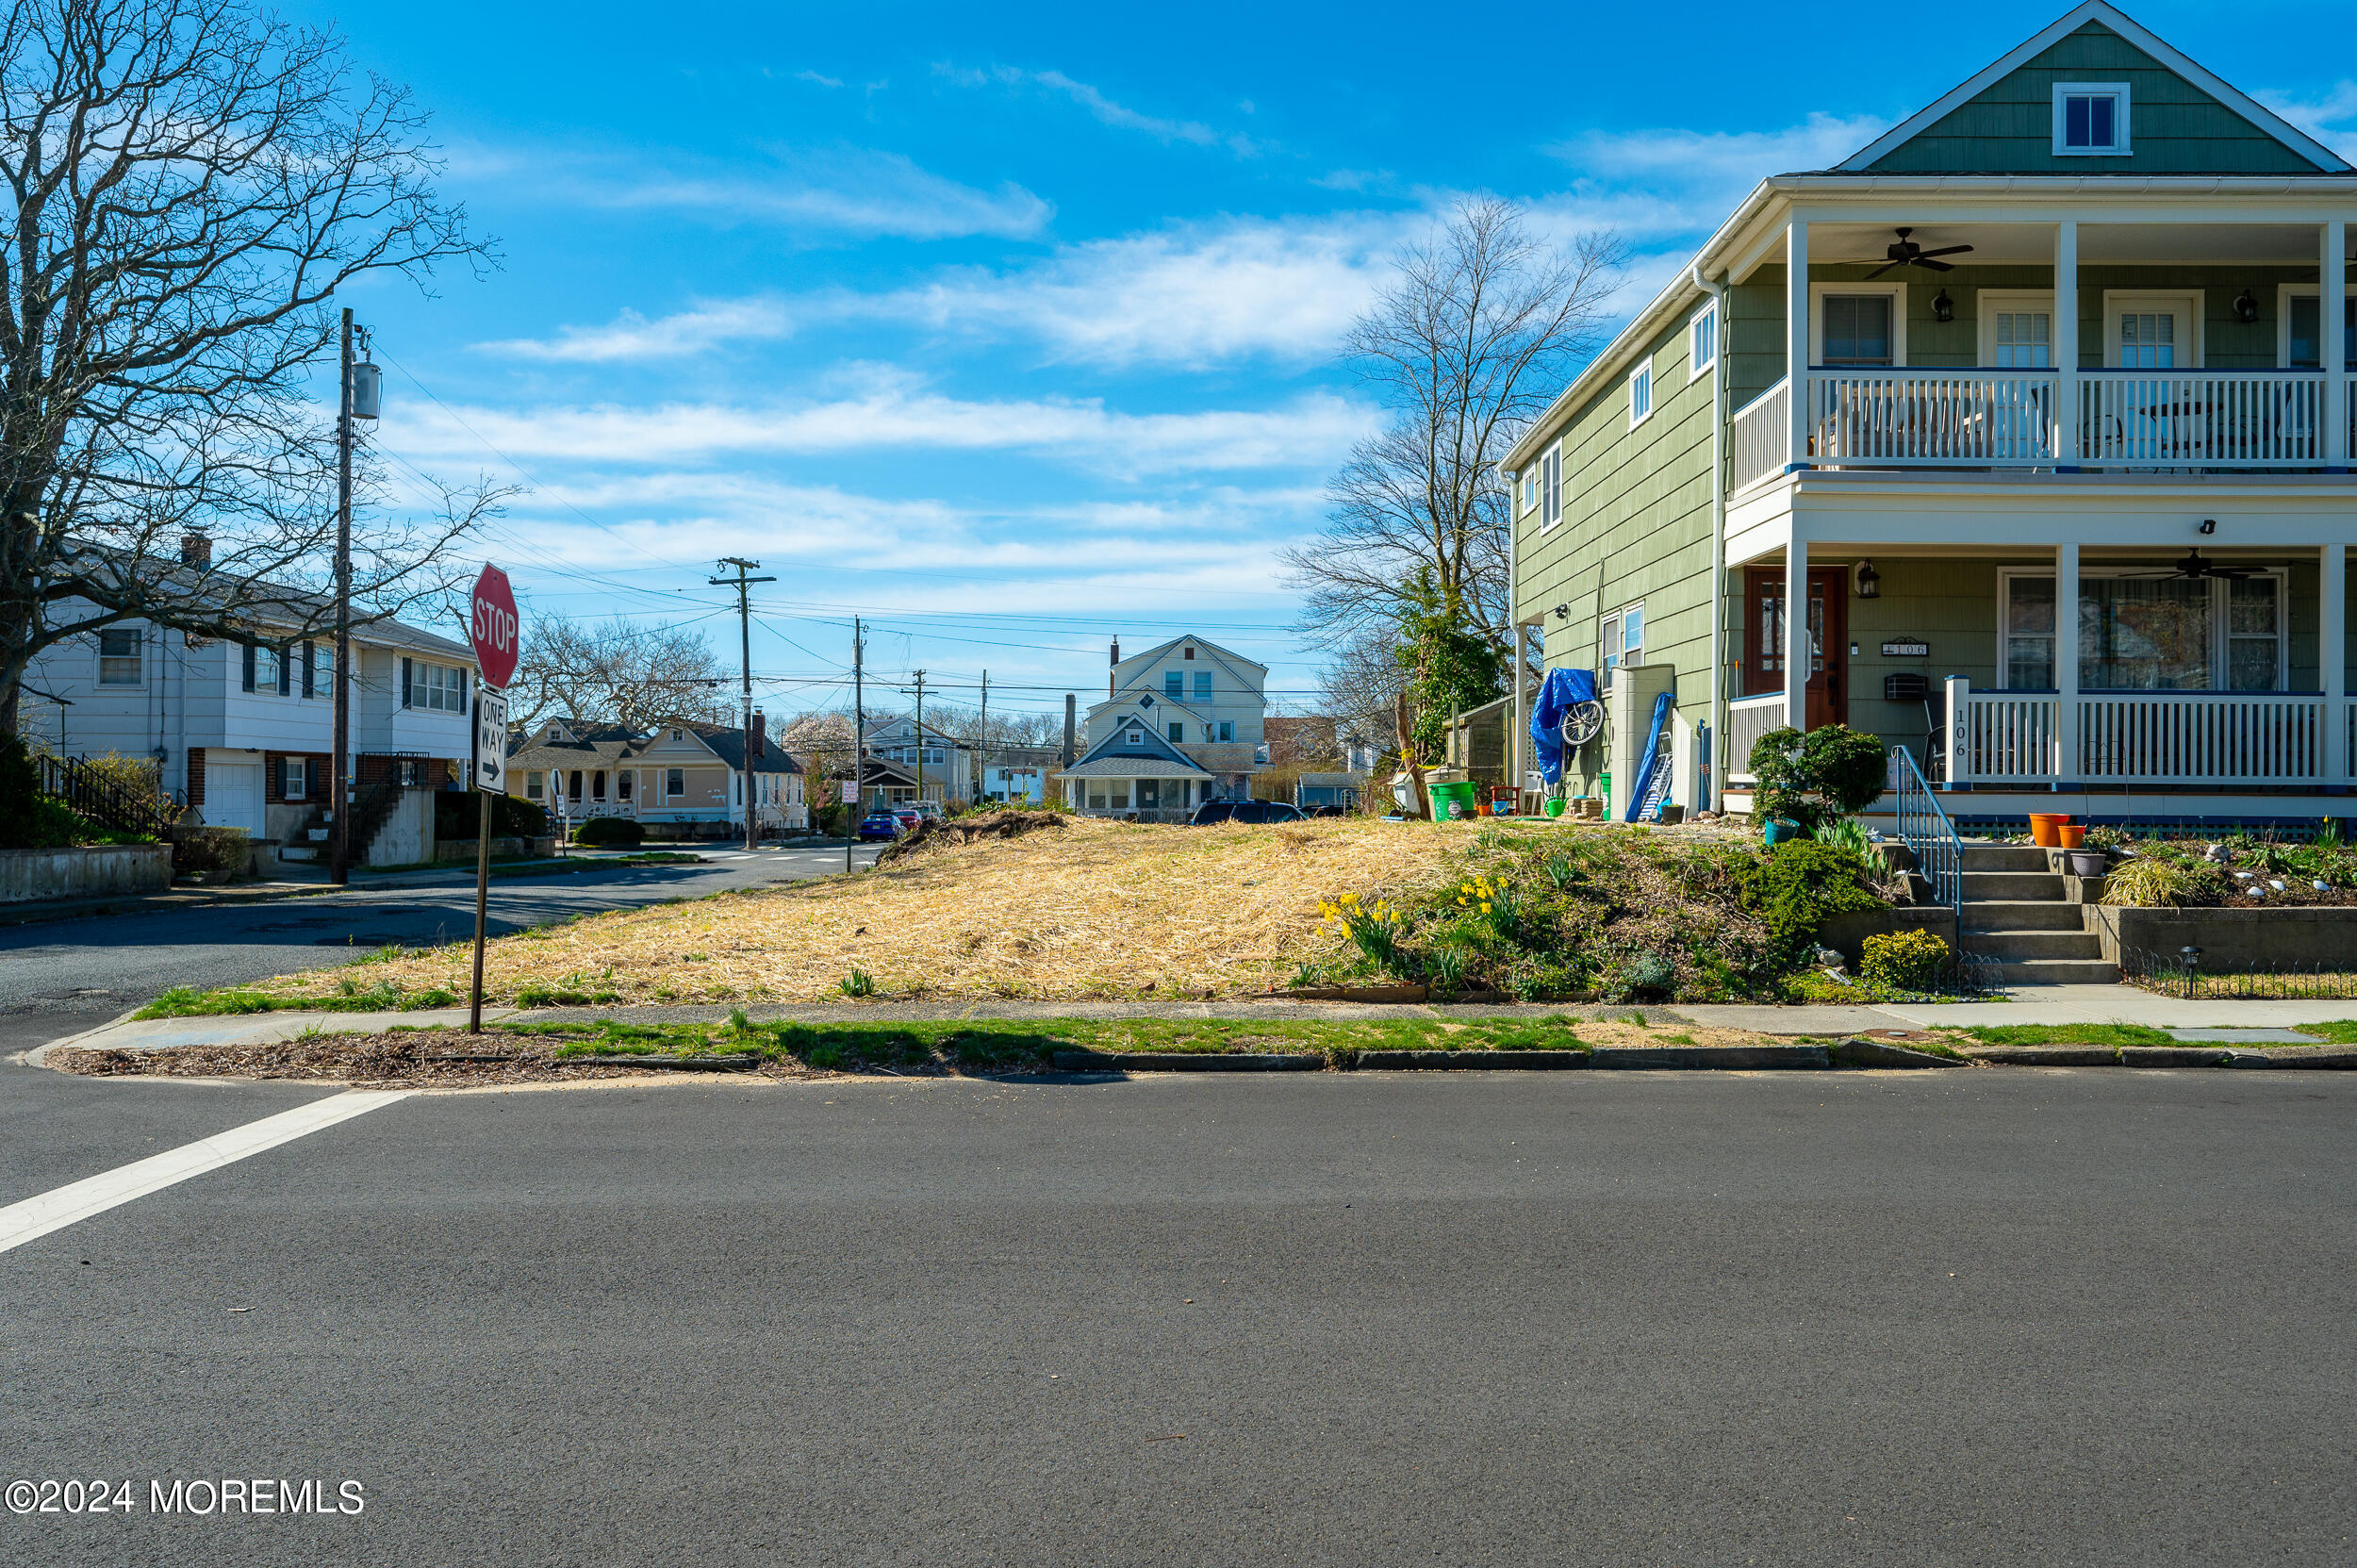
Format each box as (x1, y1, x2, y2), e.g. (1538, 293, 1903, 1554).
(2233, 289, 2260, 324)
(1931, 289, 1954, 323)
(1854, 559, 1882, 599)
(1553, 603, 1571, 620)
(2199, 518, 2217, 535)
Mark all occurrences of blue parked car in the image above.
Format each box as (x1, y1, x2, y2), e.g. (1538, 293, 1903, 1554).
(856, 811, 903, 841)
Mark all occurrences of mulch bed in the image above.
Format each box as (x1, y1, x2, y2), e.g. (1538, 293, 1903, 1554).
(49, 1032, 826, 1090)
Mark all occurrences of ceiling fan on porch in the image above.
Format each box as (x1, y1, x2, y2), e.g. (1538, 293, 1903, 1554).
(2119, 549, 2259, 582)
(1866, 227, 1974, 277)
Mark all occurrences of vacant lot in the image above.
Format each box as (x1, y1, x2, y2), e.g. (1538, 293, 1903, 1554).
(196, 817, 1468, 1008)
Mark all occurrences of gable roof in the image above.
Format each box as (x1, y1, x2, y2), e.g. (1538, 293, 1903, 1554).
(1070, 715, 1203, 773)
(1113, 634, 1268, 688)
(1836, 4, 2348, 175)
(685, 722, 801, 775)
(1087, 689, 1211, 726)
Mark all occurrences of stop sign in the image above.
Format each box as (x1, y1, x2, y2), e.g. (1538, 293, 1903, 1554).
(468, 563, 519, 690)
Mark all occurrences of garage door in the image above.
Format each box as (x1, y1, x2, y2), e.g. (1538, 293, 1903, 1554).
(206, 759, 265, 836)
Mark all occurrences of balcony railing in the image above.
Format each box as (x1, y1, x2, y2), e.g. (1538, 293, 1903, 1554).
(1730, 370, 2357, 480)
(1723, 692, 1787, 784)
(2080, 371, 2322, 467)
(1945, 681, 2346, 786)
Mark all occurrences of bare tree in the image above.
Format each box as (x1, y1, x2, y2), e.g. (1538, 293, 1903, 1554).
(506, 614, 731, 732)
(1282, 200, 1624, 652)
(0, 0, 499, 735)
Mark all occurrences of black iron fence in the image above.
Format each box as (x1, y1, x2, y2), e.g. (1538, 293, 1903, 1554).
(37, 754, 176, 839)
(2123, 946, 2357, 1000)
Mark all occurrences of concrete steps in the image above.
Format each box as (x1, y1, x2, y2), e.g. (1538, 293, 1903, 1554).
(1958, 840, 2117, 984)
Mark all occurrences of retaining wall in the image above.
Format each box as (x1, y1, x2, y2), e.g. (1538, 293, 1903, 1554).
(2083, 905, 2357, 970)
(0, 844, 173, 904)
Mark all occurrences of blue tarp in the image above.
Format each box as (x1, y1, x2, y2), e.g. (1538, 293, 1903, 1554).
(1626, 691, 1675, 822)
(1528, 668, 1599, 785)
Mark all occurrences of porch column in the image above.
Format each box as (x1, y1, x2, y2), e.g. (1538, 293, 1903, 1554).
(2054, 220, 2080, 466)
(2055, 542, 2079, 788)
(1783, 538, 1808, 733)
(2325, 543, 2348, 783)
(2326, 220, 2348, 469)
(1510, 619, 1525, 803)
(1785, 215, 1809, 469)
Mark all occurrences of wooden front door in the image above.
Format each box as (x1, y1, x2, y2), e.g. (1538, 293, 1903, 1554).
(1742, 566, 1849, 727)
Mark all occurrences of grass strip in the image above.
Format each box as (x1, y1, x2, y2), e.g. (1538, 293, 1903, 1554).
(1963, 1024, 2176, 1048)
(2292, 1020, 2357, 1043)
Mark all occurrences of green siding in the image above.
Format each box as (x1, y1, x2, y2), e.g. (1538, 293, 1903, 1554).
(1727, 264, 2321, 381)
(1867, 22, 2324, 176)
(1514, 303, 1717, 791)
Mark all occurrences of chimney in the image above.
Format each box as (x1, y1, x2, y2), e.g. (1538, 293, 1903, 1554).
(180, 532, 211, 570)
(1063, 694, 1077, 767)
(1109, 638, 1119, 698)
(750, 709, 766, 762)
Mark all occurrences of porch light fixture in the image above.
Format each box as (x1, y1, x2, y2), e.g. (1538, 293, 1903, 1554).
(1854, 560, 1882, 599)
(1931, 289, 1954, 323)
(2233, 289, 2259, 324)
(1553, 603, 1571, 620)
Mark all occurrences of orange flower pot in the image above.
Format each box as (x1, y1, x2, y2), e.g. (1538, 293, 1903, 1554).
(2055, 824, 2086, 849)
(2028, 813, 2071, 847)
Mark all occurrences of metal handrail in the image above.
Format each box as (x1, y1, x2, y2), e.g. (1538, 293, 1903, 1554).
(1889, 744, 1961, 917)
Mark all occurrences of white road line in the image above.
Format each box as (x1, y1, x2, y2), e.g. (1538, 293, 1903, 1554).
(0, 1091, 410, 1255)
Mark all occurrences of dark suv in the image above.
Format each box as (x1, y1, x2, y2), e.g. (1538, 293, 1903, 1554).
(1186, 800, 1306, 826)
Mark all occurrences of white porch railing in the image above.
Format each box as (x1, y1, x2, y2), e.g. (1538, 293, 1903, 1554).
(2077, 693, 2323, 784)
(1724, 692, 1787, 783)
(1945, 681, 2347, 785)
(2079, 371, 2323, 467)
(1951, 691, 2060, 784)
(1731, 379, 1789, 491)
(1807, 370, 2058, 465)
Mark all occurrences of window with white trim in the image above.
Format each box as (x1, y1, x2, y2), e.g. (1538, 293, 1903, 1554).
(2000, 569, 2285, 692)
(1539, 443, 1562, 531)
(666, 767, 685, 798)
(97, 627, 141, 685)
(282, 757, 308, 801)
(2052, 83, 2130, 156)
(1627, 357, 1654, 428)
(1689, 305, 1717, 381)
(526, 770, 544, 801)
(1820, 295, 1896, 366)
(404, 660, 468, 713)
(2282, 287, 2357, 368)
(1600, 602, 1643, 680)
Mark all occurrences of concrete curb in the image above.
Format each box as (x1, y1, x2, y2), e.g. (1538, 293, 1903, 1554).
(1589, 1045, 1830, 1071)
(2231, 1048, 2357, 1069)
(1829, 1038, 1966, 1069)
(1962, 1046, 2119, 1066)
(1049, 1050, 1324, 1073)
(1350, 1049, 1588, 1070)
(2119, 1046, 2234, 1068)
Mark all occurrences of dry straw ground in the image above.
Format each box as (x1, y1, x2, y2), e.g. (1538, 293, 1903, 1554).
(255, 817, 1467, 1006)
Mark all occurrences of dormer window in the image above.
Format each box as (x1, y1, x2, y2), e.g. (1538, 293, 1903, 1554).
(1126, 727, 1143, 745)
(2053, 83, 2129, 155)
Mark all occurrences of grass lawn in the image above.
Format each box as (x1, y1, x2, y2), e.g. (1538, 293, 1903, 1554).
(1961, 1024, 2179, 1048)
(2292, 1020, 2357, 1043)
(142, 817, 1473, 1013)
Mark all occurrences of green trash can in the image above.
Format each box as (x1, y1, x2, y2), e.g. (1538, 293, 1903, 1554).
(1429, 781, 1478, 820)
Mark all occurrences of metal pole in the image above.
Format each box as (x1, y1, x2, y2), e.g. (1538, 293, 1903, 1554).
(330, 307, 354, 885)
(978, 668, 988, 806)
(468, 785, 490, 1032)
(845, 617, 861, 872)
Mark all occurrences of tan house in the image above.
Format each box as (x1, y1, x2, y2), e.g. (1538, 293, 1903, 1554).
(510, 717, 806, 835)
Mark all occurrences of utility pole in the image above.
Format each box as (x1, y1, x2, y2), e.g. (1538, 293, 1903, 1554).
(330, 308, 356, 885)
(709, 557, 775, 851)
(845, 617, 862, 873)
(978, 668, 989, 806)
(910, 669, 927, 807)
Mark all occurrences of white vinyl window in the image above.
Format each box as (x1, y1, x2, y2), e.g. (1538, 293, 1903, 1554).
(1627, 357, 1654, 428)
(1539, 442, 1563, 531)
(405, 661, 468, 713)
(1815, 289, 1902, 367)
(2279, 287, 2357, 368)
(97, 627, 142, 685)
(526, 770, 544, 801)
(666, 767, 685, 799)
(2053, 83, 2130, 156)
(2001, 570, 2284, 692)
(1689, 304, 1717, 381)
(1600, 602, 1644, 680)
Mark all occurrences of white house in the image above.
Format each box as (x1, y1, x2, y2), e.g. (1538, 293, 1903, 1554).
(1081, 635, 1267, 801)
(1060, 713, 1214, 821)
(859, 717, 974, 806)
(22, 597, 478, 867)
(510, 717, 806, 835)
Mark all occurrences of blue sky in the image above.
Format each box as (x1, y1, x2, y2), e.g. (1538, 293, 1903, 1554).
(305, 0, 2357, 728)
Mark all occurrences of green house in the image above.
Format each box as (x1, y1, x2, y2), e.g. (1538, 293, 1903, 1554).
(1507, 0, 2356, 835)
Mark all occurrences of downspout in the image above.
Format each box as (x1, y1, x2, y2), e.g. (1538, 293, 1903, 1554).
(1693, 261, 1729, 816)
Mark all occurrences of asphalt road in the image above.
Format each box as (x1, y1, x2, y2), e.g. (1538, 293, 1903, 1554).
(0, 846, 878, 1057)
(3, 1067, 2351, 1566)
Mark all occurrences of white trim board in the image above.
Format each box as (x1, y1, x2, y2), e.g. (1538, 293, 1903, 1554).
(1836, 2, 2349, 174)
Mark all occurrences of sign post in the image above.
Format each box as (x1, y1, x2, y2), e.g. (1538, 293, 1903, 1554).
(465, 564, 520, 1034)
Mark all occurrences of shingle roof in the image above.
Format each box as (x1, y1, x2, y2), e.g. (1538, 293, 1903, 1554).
(687, 722, 802, 775)
(1058, 756, 1211, 780)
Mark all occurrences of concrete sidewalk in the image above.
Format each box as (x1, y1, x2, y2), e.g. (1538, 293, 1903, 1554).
(23, 987, 2354, 1067)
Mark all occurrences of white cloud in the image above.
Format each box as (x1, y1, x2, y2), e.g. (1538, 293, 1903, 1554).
(2256, 81, 2357, 162)
(385, 375, 1377, 477)
(935, 63, 1260, 157)
(476, 298, 794, 363)
(599, 148, 1053, 239)
(481, 212, 1409, 369)
(1542, 112, 1890, 238)
(795, 69, 845, 89)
